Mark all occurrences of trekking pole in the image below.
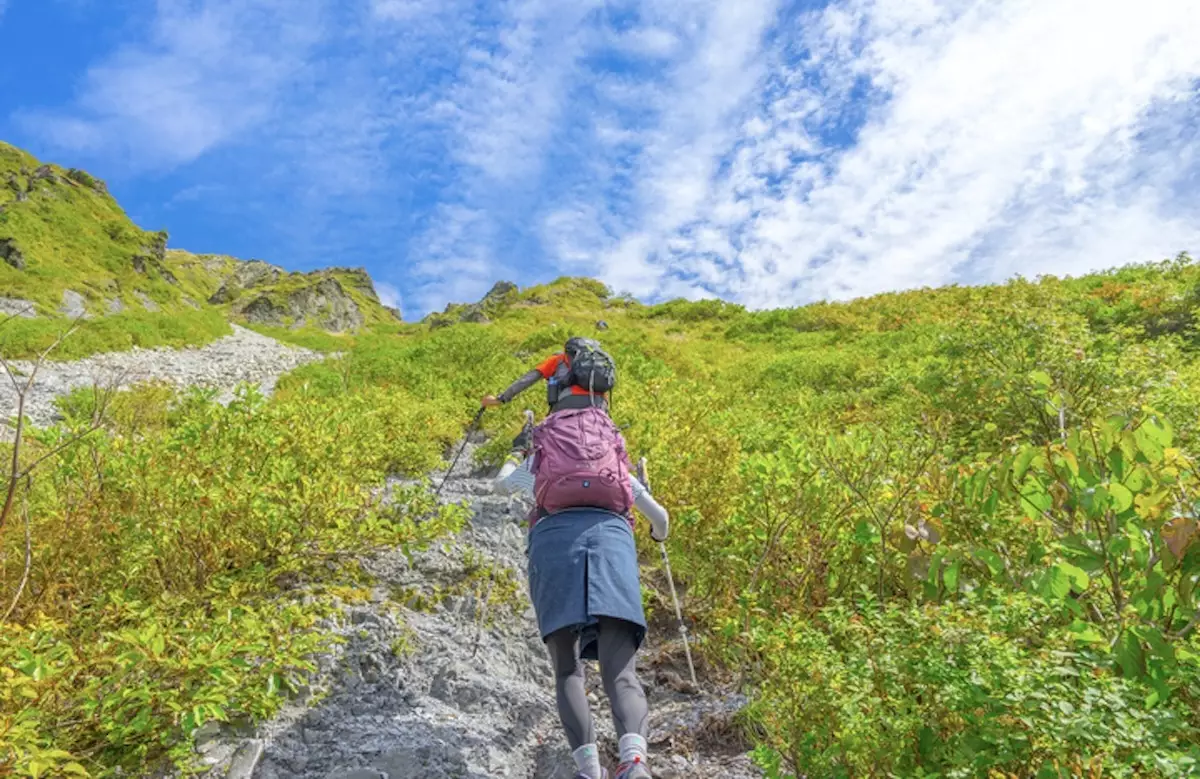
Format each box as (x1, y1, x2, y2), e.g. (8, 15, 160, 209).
(433, 406, 485, 503)
(637, 456, 697, 687)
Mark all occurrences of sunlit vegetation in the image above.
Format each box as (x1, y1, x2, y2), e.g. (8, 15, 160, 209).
(3, 252, 1200, 776)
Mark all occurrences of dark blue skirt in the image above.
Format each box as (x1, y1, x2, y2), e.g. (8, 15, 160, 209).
(527, 508, 646, 660)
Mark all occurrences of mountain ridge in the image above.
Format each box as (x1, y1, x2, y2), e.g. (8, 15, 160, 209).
(0, 141, 400, 336)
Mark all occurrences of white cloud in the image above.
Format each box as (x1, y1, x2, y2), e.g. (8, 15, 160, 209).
(371, 0, 436, 21)
(18, 0, 1200, 319)
(374, 281, 403, 310)
(405, 0, 606, 312)
(18, 0, 328, 169)
(589, 0, 1200, 308)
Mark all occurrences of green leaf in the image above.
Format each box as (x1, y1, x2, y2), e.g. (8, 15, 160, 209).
(1040, 565, 1071, 600)
(1057, 561, 1090, 592)
(1013, 448, 1038, 482)
(1029, 370, 1053, 387)
(1114, 631, 1145, 678)
(943, 561, 961, 593)
(1067, 619, 1105, 644)
(1108, 482, 1134, 513)
(1142, 417, 1173, 447)
(1020, 481, 1052, 520)
(972, 548, 1005, 576)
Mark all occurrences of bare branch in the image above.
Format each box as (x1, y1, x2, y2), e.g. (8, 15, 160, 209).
(2, 487, 32, 622)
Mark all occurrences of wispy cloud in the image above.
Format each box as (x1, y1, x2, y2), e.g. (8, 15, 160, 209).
(374, 281, 403, 311)
(17, 0, 329, 169)
(15, 0, 1200, 318)
(404, 0, 606, 313)
(592, 0, 1200, 308)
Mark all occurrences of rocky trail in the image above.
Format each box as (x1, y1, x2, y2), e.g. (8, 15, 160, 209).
(195, 433, 763, 779)
(0, 325, 324, 429)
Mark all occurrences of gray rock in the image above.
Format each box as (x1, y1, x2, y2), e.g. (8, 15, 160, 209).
(135, 291, 160, 312)
(226, 739, 265, 779)
(326, 769, 385, 779)
(59, 289, 90, 319)
(106, 297, 125, 314)
(208, 260, 285, 304)
(458, 304, 488, 324)
(0, 297, 35, 318)
(0, 238, 25, 270)
(31, 165, 62, 184)
(0, 325, 324, 432)
(285, 278, 364, 332)
(235, 277, 364, 333)
(239, 295, 288, 325)
(482, 280, 517, 303)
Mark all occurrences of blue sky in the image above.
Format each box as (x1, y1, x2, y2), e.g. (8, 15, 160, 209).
(1, 0, 1198, 320)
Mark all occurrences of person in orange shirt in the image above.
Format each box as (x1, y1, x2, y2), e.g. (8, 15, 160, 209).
(482, 337, 612, 414)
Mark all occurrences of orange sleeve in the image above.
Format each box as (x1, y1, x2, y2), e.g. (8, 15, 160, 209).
(536, 353, 564, 379)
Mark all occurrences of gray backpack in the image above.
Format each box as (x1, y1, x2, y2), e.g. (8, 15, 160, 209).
(564, 337, 616, 394)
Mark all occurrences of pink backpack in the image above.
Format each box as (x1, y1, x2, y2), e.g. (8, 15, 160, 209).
(530, 407, 634, 521)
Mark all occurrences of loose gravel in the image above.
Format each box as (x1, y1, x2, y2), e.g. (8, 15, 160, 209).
(0, 325, 324, 430)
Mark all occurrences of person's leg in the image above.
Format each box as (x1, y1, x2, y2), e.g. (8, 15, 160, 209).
(597, 617, 650, 775)
(546, 628, 602, 777)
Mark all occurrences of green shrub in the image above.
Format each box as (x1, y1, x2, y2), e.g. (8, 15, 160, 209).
(748, 596, 1200, 778)
(0, 309, 231, 360)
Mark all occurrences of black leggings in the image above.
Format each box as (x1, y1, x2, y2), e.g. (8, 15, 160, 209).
(545, 617, 649, 749)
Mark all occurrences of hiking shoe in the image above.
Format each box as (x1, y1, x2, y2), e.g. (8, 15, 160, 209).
(615, 760, 651, 779)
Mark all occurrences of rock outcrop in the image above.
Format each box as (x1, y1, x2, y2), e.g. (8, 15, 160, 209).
(236, 277, 365, 333)
(0, 238, 25, 270)
(205, 261, 373, 333)
(425, 280, 520, 329)
(208, 261, 285, 305)
(132, 232, 178, 285)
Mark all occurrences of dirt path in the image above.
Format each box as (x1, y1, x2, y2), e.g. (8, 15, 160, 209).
(198, 433, 763, 779)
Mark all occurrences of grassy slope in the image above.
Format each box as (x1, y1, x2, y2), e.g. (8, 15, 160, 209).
(0, 142, 399, 359)
(0, 143, 213, 314)
(5, 260, 1200, 776)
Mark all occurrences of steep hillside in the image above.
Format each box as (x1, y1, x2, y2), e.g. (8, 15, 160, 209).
(0, 142, 399, 359)
(2, 181, 1200, 778)
(0, 141, 196, 317)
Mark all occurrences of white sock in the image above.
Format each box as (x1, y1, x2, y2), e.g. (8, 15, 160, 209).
(618, 733, 648, 765)
(573, 743, 603, 779)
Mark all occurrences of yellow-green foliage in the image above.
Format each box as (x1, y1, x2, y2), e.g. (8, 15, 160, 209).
(0, 143, 401, 361)
(0, 143, 211, 316)
(4, 256, 1200, 777)
(0, 376, 469, 775)
(0, 308, 231, 360)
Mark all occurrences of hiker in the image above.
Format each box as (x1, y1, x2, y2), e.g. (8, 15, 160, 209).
(495, 408, 668, 779)
(481, 337, 614, 414)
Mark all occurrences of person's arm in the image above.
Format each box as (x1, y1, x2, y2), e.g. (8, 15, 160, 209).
(630, 476, 669, 541)
(495, 369, 542, 404)
(483, 354, 562, 407)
